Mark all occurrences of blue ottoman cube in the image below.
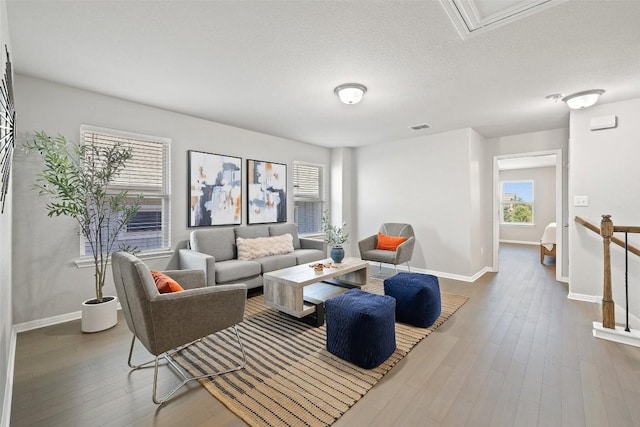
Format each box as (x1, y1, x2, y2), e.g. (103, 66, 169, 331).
(325, 289, 396, 369)
(384, 272, 441, 327)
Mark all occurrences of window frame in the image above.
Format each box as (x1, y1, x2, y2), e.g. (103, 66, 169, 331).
(77, 125, 172, 261)
(293, 161, 326, 237)
(500, 179, 535, 226)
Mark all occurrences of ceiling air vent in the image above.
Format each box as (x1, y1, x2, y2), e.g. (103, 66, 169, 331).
(409, 123, 431, 131)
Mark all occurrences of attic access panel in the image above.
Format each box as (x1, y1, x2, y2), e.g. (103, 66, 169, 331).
(440, 0, 567, 39)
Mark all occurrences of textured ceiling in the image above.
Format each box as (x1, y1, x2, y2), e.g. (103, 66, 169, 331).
(7, 1, 640, 148)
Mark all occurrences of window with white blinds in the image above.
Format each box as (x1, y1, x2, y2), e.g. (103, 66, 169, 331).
(293, 161, 325, 235)
(80, 125, 171, 255)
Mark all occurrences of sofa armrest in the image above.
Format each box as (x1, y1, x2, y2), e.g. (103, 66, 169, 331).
(148, 283, 247, 355)
(161, 269, 206, 290)
(178, 249, 217, 286)
(300, 237, 327, 252)
(358, 234, 378, 254)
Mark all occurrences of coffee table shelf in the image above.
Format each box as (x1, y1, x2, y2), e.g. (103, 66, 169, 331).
(263, 257, 368, 324)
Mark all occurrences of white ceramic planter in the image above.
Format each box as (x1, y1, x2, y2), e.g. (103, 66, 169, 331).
(81, 295, 118, 333)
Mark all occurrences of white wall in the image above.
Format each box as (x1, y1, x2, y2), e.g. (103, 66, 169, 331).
(0, 0, 12, 423)
(12, 75, 331, 324)
(485, 128, 569, 276)
(330, 147, 354, 257)
(569, 98, 640, 325)
(354, 128, 489, 278)
(499, 166, 556, 243)
(469, 129, 491, 274)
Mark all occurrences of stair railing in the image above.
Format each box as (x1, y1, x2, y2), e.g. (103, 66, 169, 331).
(574, 215, 640, 331)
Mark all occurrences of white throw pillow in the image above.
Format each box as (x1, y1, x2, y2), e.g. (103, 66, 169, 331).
(236, 233, 295, 260)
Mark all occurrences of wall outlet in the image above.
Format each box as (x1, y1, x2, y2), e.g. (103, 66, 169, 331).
(574, 195, 589, 207)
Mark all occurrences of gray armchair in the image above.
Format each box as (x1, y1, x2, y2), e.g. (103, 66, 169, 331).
(358, 223, 416, 275)
(111, 251, 248, 404)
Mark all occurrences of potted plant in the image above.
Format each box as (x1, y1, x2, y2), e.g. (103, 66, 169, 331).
(321, 211, 349, 263)
(27, 131, 141, 333)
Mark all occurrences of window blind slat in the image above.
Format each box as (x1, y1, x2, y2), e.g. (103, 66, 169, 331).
(80, 125, 171, 254)
(293, 162, 324, 234)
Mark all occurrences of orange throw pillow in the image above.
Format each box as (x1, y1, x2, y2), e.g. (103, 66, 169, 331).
(376, 232, 408, 251)
(150, 271, 184, 294)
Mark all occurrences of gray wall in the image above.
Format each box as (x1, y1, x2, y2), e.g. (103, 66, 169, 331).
(0, 0, 11, 422)
(12, 75, 331, 324)
(354, 128, 490, 278)
(569, 97, 640, 326)
(499, 166, 556, 243)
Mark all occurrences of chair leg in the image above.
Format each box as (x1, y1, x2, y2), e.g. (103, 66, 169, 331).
(151, 325, 247, 405)
(370, 262, 385, 278)
(128, 334, 155, 370)
(406, 262, 411, 273)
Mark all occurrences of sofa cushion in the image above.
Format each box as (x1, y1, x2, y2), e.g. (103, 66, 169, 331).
(235, 225, 269, 240)
(190, 228, 236, 261)
(269, 223, 301, 249)
(236, 234, 294, 260)
(215, 259, 262, 283)
(292, 248, 325, 264)
(254, 253, 297, 273)
(360, 249, 398, 264)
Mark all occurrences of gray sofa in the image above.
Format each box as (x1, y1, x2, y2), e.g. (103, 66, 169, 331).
(178, 223, 327, 289)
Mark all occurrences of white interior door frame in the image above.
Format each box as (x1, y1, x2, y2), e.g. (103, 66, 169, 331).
(492, 149, 563, 281)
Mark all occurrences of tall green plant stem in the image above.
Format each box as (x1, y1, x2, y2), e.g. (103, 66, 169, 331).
(27, 131, 140, 303)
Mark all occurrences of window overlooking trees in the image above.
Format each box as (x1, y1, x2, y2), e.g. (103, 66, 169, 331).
(293, 161, 325, 235)
(501, 180, 534, 225)
(80, 125, 171, 255)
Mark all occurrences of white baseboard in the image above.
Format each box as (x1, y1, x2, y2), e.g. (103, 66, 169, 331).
(567, 292, 600, 303)
(14, 302, 123, 334)
(592, 321, 640, 348)
(499, 239, 540, 246)
(366, 262, 492, 283)
(1, 328, 16, 427)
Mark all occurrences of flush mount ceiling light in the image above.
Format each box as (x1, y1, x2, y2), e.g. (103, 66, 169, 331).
(562, 89, 605, 110)
(334, 83, 367, 105)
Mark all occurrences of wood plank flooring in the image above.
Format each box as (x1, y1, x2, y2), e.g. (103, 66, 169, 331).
(10, 244, 640, 426)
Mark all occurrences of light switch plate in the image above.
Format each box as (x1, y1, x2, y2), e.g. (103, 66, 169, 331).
(574, 196, 589, 207)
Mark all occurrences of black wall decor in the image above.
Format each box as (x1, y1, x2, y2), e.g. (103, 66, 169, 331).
(0, 45, 15, 213)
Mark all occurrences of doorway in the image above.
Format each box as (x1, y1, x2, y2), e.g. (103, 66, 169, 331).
(492, 150, 563, 282)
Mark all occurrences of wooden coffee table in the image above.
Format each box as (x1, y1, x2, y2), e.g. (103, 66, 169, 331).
(263, 257, 368, 326)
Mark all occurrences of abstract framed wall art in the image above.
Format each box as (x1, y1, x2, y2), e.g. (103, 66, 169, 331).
(247, 159, 287, 224)
(188, 150, 242, 227)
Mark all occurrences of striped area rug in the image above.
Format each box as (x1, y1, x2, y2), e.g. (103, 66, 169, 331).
(172, 282, 467, 427)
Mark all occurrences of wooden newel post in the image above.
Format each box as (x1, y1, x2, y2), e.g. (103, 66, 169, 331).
(600, 214, 615, 329)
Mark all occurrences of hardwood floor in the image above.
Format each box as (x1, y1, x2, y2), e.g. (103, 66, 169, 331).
(10, 244, 640, 426)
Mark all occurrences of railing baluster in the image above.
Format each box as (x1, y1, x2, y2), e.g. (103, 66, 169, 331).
(600, 215, 615, 329)
(625, 231, 630, 332)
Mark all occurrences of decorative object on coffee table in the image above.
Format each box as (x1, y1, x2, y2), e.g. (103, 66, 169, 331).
(321, 210, 349, 263)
